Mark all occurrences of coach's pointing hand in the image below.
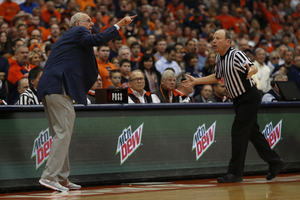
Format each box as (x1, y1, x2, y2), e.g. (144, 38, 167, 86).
(117, 15, 137, 27)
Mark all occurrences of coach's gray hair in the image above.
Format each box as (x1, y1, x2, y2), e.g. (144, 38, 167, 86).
(161, 69, 176, 80)
(70, 12, 84, 27)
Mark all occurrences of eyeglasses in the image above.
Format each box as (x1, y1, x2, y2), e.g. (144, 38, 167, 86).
(78, 19, 92, 23)
(131, 78, 145, 82)
(271, 57, 280, 60)
(31, 35, 41, 38)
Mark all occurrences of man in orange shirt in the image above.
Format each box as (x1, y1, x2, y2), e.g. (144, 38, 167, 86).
(258, 0, 282, 34)
(0, 0, 20, 25)
(232, 8, 245, 34)
(41, 1, 61, 27)
(214, 5, 233, 30)
(97, 44, 117, 89)
(7, 45, 36, 104)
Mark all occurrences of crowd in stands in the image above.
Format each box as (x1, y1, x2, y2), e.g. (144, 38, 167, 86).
(1, 0, 300, 105)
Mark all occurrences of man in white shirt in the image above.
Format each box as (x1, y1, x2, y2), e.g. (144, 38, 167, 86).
(253, 48, 271, 93)
(155, 46, 181, 75)
(128, 70, 160, 103)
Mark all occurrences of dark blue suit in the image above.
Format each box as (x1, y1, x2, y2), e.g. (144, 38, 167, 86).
(37, 25, 119, 105)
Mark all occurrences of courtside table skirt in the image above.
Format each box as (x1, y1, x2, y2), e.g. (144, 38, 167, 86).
(0, 102, 299, 192)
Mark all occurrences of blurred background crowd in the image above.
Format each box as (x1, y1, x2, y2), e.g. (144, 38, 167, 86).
(0, 0, 300, 105)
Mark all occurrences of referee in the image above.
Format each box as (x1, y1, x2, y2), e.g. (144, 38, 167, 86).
(184, 29, 285, 183)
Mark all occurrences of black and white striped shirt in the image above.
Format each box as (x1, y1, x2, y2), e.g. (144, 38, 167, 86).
(17, 87, 41, 105)
(215, 47, 256, 98)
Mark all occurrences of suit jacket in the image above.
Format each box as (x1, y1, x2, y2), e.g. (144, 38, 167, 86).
(37, 25, 119, 105)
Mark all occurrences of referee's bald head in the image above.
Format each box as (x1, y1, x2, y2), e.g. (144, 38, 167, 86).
(219, 29, 232, 43)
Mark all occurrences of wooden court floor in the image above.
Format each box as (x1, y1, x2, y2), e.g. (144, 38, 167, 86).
(0, 173, 299, 200)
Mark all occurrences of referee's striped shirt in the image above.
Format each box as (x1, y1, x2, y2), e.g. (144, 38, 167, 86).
(215, 47, 256, 99)
(17, 87, 41, 105)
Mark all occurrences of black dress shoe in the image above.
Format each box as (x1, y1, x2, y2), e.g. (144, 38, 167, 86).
(266, 160, 285, 180)
(217, 174, 243, 183)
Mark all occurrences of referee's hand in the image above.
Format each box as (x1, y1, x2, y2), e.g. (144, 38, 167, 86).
(246, 63, 258, 79)
(182, 75, 196, 87)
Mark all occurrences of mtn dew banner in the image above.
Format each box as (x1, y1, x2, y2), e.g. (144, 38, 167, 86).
(262, 120, 282, 149)
(31, 128, 52, 169)
(0, 104, 300, 190)
(116, 124, 143, 165)
(192, 122, 216, 161)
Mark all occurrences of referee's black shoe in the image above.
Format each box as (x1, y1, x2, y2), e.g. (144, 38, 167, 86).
(217, 174, 243, 183)
(266, 160, 285, 180)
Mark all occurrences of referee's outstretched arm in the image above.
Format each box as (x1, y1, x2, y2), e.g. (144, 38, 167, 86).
(183, 74, 219, 87)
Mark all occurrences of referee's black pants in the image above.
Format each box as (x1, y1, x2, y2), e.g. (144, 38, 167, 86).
(228, 86, 282, 176)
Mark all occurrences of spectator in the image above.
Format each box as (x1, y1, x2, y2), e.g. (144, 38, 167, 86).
(202, 51, 217, 77)
(275, 50, 294, 73)
(185, 52, 201, 78)
(139, 53, 161, 93)
(287, 55, 300, 92)
(41, 1, 61, 27)
(155, 46, 181, 75)
(154, 38, 167, 61)
(87, 74, 102, 104)
(17, 77, 29, 97)
(185, 39, 196, 55)
(17, 66, 43, 105)
(19, 0, 38, 14)
(53, 0, 67, 14)
(5, 37, 25, 65)
(267, 50, 281, 74)
(197, 38, 207, 71)
(107, 69, 121, 89)
(194, 84, 213, 102)
(0, 0, 20, 25)
(97, 44, 117, 89)
(281, 33, 295, 52)
(294, 45, 300, 57)
(28, 50, 41, 66)
(0, 56, 9, 100)
(253, 48, 271, 93)
(174, 42, 185, 71)
(29, 29, 43, 44)
(262, 73, 288, 102)
(17, 24, 29, 41)
(130, 42, 143, 69)
(108, 35, 123, 61)
(48, 23, 60, 43)
(128, 69, 160, 103)
(214, 5, 233, 30)
(7, 45, 36, 104)
(75, 0, 96, 11)
(277, 44, 288, 65)
(0, 31, 11, 55)
(91, 11, 104, 34)
(119, 59, 131, 88)
(40, 43, 53, 67)
(275, 22, 298, 45)
(207, 81, 231, 102)
(111, 57, 120, 69)
(238, 38, 249, 52)
(154, 69, 177, 103)
(258, 0, 282, 34)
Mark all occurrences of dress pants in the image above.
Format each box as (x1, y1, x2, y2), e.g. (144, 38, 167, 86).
(41, 91, 76, 183)
(228, 86, 282, 176)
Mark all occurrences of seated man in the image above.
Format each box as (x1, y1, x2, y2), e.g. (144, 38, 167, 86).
(207, 80, 232, 102)
(194, 84, 213, 102)
(17, 66, 43, 105)
(17, 77, 29, 101)
(154, 69, 178, 103)
(173, 73, 195, 103)
(128, 70, 160, 103)
(87, 74, 102, 104)
(120, 59, 131, 88)
(262, 73, 288, 102)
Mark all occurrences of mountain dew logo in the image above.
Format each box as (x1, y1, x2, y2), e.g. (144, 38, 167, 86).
(262, 120, 282, 149)
(192, 122, 216, 161)
(31, 128, 52, 169)
(116, 124, 143, 165)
